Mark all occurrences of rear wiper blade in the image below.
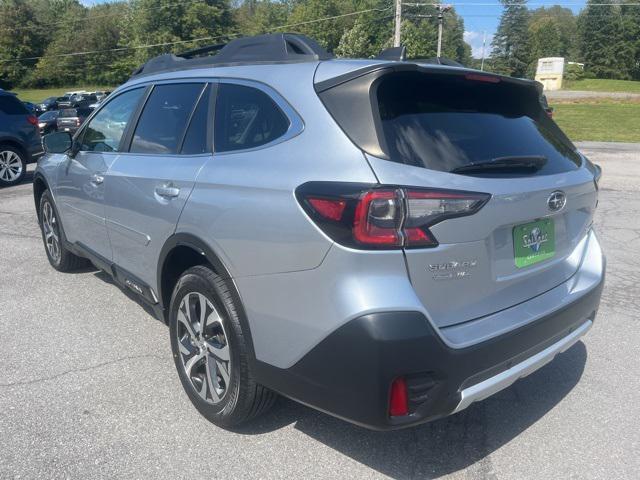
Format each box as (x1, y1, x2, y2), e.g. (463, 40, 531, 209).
(450, 156, 547, 174)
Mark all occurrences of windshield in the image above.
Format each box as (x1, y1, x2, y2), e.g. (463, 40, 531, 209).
(376, 72, 581, 176)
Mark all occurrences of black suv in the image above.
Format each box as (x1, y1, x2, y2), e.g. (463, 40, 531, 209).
(0, 91, 43, 186)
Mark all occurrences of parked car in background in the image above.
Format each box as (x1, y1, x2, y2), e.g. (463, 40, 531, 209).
(22, 102, 37, 114)
(57, 93, 96, 110)
(36, 97, 59, 114)
(0, 90, 42, 186)
(56, 107, 91, 134)
(94, 90, 111, 102)
(56, 96, 73, 109)
(38, 110, 60, 135)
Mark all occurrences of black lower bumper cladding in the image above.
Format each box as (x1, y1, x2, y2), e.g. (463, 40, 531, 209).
(255, 278, 604, 430)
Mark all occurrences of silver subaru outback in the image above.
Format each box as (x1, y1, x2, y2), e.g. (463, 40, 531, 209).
(34, 34, 605, 430)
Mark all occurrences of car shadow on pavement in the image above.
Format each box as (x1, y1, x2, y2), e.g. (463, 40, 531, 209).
(236, 342, 588, 479)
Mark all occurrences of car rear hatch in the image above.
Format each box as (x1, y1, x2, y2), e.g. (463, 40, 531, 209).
(316, 64, 598, 328)
(57, 109, 80, 130)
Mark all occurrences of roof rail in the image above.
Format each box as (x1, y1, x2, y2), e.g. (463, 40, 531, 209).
(130, 33, 334, 79)
(376, 46, 406, 61)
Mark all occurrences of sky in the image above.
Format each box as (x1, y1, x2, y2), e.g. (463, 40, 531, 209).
(80, 1, 589, 59)
(453, 1, 586, 58)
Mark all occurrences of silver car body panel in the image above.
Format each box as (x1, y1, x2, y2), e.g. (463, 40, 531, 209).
(367, 154, 598, 328)
(234, 227, 603, 369)
(36, 58, 604, 392)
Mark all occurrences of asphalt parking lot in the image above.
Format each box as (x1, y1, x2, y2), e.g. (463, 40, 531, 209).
(1, 142, 639, 479)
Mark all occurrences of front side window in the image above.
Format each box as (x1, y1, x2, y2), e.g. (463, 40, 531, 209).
(130, 83, 205, 154)
(214, 83, 289, 153)
(80, 88, 144, 153)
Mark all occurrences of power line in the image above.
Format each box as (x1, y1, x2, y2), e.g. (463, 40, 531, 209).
(0, 6, 393, 64)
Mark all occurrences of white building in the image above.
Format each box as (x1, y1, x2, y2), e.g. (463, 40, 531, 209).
(535, 57, 565, 91)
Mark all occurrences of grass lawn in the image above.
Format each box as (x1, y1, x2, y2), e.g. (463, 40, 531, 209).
(9, 86, 115, 103)
(552, 99, 640, 143)
(563, 78, 640, 94)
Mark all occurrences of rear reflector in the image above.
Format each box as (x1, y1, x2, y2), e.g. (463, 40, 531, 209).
(297, 182, 490, 250)
(389, 377, 409, 417)
(307, 197, 346, 222)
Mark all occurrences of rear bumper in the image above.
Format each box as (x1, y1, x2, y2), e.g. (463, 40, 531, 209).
(255, 234, 605, 430)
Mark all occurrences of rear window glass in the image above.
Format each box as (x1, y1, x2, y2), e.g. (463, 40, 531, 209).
(0, 96, 29, 115)
(59, 109, 78, 118)
(376, 72, 580, 176)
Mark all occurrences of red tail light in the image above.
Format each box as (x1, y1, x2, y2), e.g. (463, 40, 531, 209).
(389, 377, 409, 417)
(307, 197, 346, 222)
(26, 115, 38, 126)
(465, 73, 500, 83)
(297, 182, 489, 249)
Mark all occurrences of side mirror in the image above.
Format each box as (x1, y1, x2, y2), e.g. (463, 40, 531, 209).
(43, 132, 73, 154)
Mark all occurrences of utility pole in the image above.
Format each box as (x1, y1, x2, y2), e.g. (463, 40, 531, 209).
(480, 30, 486, 71)
(436, 4, 452, 58)
(394, 0, 402, 47)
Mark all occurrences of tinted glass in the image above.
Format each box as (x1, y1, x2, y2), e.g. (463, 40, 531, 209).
(80, 88, 144, 153)
(181, 85, 211, 155)
(39, 110, 59, 121)
(130, 83, 204, 154)
(377, 72, 580, 176)
(0, 96, 29, 115)
(214, 83, 289, 152)
(59, 109, 77, 118)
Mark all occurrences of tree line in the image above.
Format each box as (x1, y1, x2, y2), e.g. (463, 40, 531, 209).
(0, 0, 638, 90)
(491, 0, 640, 80)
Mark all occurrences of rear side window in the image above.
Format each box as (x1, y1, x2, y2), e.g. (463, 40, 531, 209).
(130, 83, 204, 154)
(0, 96, 28, 115)
(376, 72, 580, 175)
(214, 83, 289, 153)
(39, 111, 59, 121)
(80, 88, 144, 153)
(181, 84, 211, 155)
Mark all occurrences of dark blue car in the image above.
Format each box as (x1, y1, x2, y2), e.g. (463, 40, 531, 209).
(0, 90, 43, 186)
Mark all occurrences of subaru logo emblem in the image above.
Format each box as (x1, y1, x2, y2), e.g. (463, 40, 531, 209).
(547, 191, 566, 212)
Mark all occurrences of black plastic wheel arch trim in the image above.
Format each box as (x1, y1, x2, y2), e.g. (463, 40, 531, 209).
(156, 233, 258, 364)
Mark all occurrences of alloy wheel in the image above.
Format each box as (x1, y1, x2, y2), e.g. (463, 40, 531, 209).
(41, 200, 61, 263)
(176, 292, 231, 404)
(0, 150, 23, 183)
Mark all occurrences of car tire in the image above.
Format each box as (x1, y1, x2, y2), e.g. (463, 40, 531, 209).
(0, 145, 27, 187)
(169, 265, 277, 428)
(38, 190, 89, 272)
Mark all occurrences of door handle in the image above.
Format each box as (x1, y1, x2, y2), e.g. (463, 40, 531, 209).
(155, 184, 180, 199)
(91, 174, 104, 185)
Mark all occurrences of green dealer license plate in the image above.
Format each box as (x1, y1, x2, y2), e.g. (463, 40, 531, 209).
(513, 218, 555, 268)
